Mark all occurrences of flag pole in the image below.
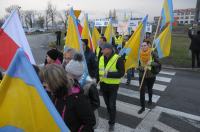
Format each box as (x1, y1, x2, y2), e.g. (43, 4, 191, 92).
(139, 16, 162, 90)
(152, 16, 162, 48)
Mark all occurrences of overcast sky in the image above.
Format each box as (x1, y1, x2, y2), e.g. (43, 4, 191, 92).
(0, 0, 197, 20)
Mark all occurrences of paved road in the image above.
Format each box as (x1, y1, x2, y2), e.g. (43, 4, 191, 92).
(27, 33, 56, 64)
(28, 33, 200, 132)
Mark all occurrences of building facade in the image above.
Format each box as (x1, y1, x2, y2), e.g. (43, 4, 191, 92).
(154, 8, 196, 25)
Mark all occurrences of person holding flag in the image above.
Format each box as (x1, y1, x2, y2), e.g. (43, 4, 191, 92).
(98, 43, 125, 131)
(137, 40, 161, 114)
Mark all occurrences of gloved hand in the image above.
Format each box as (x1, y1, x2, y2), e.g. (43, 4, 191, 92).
(137, 66, 144, 71)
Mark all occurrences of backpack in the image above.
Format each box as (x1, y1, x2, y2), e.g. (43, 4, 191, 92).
(151, 52, 162, 75)
(151, 62, 162, 75)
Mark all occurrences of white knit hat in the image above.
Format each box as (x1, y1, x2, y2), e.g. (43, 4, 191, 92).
(65, 59, 84, 79)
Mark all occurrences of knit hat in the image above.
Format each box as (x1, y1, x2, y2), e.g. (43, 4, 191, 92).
(47, 49, 59, 60)
(65, 53, 84, 79)
(81, 39, 88, 45)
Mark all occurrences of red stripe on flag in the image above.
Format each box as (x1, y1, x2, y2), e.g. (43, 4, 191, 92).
(78, 23, 83, 35)
(0, 29, 19, 70)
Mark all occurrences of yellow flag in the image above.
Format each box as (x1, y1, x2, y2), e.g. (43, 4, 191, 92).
(155, 24, 172, 58)
(124, 16, 148, 72)
(81, 15, 93, 51)
(92, 27, 101, 50)
(74, 10, 81, 19)
(104, 23, 114, 43)
(65, 10, 81, 51)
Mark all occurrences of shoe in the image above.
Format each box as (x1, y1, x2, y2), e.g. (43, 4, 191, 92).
(109, 124, 115, 132)
(126, 81, 130, 85)
(148, 100, 152, 105)
(138, 108, 145, 114)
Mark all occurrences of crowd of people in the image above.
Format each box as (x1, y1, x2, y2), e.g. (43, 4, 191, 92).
(0, 30, 163, 132)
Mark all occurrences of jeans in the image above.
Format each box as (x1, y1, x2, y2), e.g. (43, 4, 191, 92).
(100, 83, 119, 125)
(127, 68, 135, 82)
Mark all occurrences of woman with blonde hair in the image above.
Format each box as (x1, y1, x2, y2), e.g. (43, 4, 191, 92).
(41, 64, 95, 132)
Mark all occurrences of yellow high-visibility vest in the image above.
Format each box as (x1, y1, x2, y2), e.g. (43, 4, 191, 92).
(99, 54, 121, 84)
(96, 47, 100, 58)
(114, 36, 123, 45)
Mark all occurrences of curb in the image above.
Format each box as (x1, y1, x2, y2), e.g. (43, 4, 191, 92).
(162, 65, 200, 72)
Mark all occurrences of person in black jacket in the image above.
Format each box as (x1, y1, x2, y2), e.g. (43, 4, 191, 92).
(55, 30, 62, 46)
(82, 39, 98, 79)
(137, 41, 160, 114)
(98, 43, 125, 131)
(41, 64, 95, 132)
(83, 77, 100, 129)
(188, 29, 200, 68)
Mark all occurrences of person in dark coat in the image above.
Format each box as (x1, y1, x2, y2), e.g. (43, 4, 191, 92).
(41, 64, 95, 132)
(83, 77, 100, 129)
(188, 29, 200, 68)
(55, 30, 62, 46)
(82, 39, 98, 79)
(98, 43, 125, 131)
(137, 41, 160, 114)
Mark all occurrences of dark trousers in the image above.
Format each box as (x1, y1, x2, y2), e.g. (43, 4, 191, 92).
(192, 51, 200, 68)
(100, 83, 119, 125)
(139, 77, 156, 108)
(56, 36, 61, 46)
(127, 68, 135, 82)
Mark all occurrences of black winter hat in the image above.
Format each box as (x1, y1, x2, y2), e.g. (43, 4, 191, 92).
(47, 49, 59, 60)
(81, 39, 88, 45)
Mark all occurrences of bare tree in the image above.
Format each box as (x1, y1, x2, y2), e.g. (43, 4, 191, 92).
(36, 13, 45, 28)
(109, 10, 112, 19)
(23, 10, 35, 28)
(5, 5, 21, 14)
(46, 1, 57, 29)
(57, 10, 68, 29)
(113, 9, 117, 21)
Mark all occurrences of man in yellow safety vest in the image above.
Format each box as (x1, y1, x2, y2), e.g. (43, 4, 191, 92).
(98, 43, 125, 131)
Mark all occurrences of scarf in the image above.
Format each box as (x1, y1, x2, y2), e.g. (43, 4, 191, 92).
(140, 48, 151, 65)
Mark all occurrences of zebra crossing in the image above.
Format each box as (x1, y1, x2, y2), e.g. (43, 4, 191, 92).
(95, 70, 176, 132)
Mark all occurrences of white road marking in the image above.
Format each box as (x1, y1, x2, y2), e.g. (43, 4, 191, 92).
(134, 73, 172, 83)
(160, 71, 176, 76)
(121, 79, 167, 92)
(98, 86, 160, 103)
(99, 96, 150, 118)
(95, 117, 133, 132)
(135, 107, 162, 132)
(154, 121, 179, 132)
(155, 106, 200, 122)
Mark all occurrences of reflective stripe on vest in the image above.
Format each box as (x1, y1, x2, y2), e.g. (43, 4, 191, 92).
(96, 47, 100, 57)
(99, 54, 121, 84)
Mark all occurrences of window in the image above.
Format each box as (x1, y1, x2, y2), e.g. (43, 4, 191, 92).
(185, 21, 188, 24)
(190, 16, 194, 19)
(180, 21, 183, 24)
